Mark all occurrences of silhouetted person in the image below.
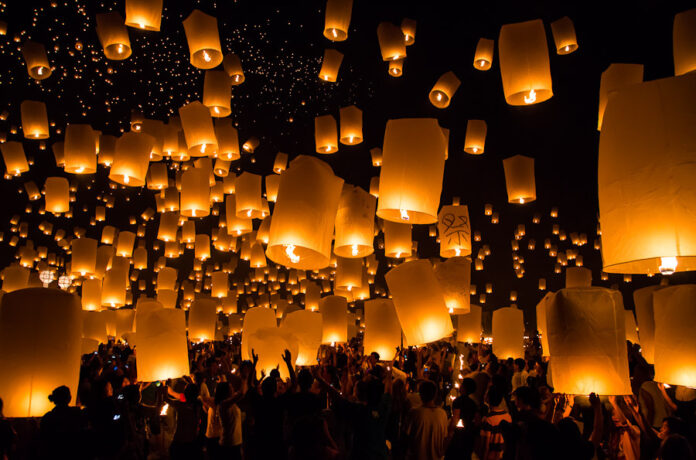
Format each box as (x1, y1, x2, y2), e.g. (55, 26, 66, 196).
(0, 397, 16, 459)
(39, 386, 88, 459)
(403, 380, 448, 460)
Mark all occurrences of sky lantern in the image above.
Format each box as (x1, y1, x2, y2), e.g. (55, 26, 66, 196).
(179, 101, 218, 156)
(318, 49, 343, 82)
(235, 172, 264, 219)
(1, 266, 30, 292)
(249, 242, 267, 268)
(456, 305, 482, 343)
(473, 38, 494, 70)
(20, 101, 49, 139)
(156, 266, 178, 292)
(498, 19, 553, 105)
(211, 271, 228, 298)
(377, 118, 446, 224)
(225, 195, 253, 236)
(363, 298, 401, 360)
(109, 132, 154, 187)
(673, 8, 696, 76)
(633, 286, 660, 363)
(0, 288, 82, 417)
(323, 0, 352, 41)
(281, 310, 322, 366)
(125, 0, 162, 31)
(377, 22, 406, 61)
(136, 308, 189, 381)
(1, 142, 29, 176)
(385, 259, 454, 345)
(273, 152, 288, 174)
(98, 134, 116, 166)
(21, 40, 51, 80)
(195, 234, 210, 260)
(188, 298, 217, 342)
(433, 257, 470, 313)
(550, 16, 579, 54)
(339, 105, 363, 145)
(102, 257, 129, 308)
(653, 285, 696, 387)
(503, 155, 536, 204)
(64, 124, 97, 174)
(320, 295, 347, 344)
(247, 327, 298, 380)
(241, 306, 277, 360)
(334, 184, 375, 258)
(546, 288, 632, 395)
(223, 53, 245, 84)
(180, 167, 210, 218)
(598, 74, 696, 274)
(267, 156, 343, 270)
(242, 136, 259, 153)
(429, 71, 461, 109)
(203, 70, 232, 117)
(315, 114, 338, 154)
(335, 257, 363, 291)
(115, 231, 136, 257)
(492, 307, 525, 359)
(147, 163, 169, 190)
(383, 221, 412, 259)
(388, 58, 403, 77)
(96, 12, 132, 60)
(437, 204, 471, 258)
(71, 237, 97, 277)
(401, 18, 416, 45)
(215, 118, 240, 161)
(182, 9, 223, 69)
(565, 266, 592, 288)
(81, 278, 102, 311)
(597, 64, 643, 130)
(625, 310, 639, 344)
(463, 120, 487, 155)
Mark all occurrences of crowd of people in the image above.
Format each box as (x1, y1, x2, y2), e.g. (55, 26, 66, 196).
(1, 334, 695, 460)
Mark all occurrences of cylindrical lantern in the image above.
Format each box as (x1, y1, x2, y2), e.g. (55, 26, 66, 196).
(385, 259, 454, 345)
(125, 0, 162, 31)
(503, 155, 536, 204)
(225, 195, 252, 235)
(235, 172, 264, 219)
(492, 307, 525, 359)
(377, 118, 446, 224)
(247, 327, 298, 380)
(320, 295, 347, 344)
(315, 115, 338, 154)
(203, 70, 231, 117)
(429, 71, 461, 109)
(598, 74, 696, 274)
(377, 22, 406, 61)
(20, 101, 49, 139)
(335, 257, 363, 290)
(498, 19, 553, 105)
(101, 256, 129, 308)
(115, 231, 136, 257)
(64, 124, 96, 174)
(633, 286, 661, 363)
(180, 168, 210, 217)
(437, 205, 471, 258)
(334, 184, 375, 258)
(188, 298, 217, 341)
(653, 285, 696, 387)
(44, 177, 70, 214)
(318, 49, 343, 82)
(473, 38, 494, 70)
(401, 18, 416, 45)
(281, 310, 322, 366)
(363, 298, 401, 360)
(182, 10, 223, 69)
(241, 306, 277, 361)
(323, 0, 352, 41)
(136, 308, 189, 381)
(265, 175, 280, 203)
(71, 237, 97, 277)
(215, 119, 240, 161)
(1, 142, 29, 176)
(110, 132, 154, 186)
(550, 16, 578, 55)
(384, 221, 411, 258)
(456, 305, 482, 343)
(211, 271, 228, 298)
(674, 9, 696, 76)
(22, 40, 51, 80)
(96, 12, 132, 59)
(81, 278, 102, 311)
(223, 53, 245, 84)
(195, 234, 210, 260)
(597, 64, 644, 131)
(179, 101, 218, 156)
(433, 257, 470, 313)
(1, 266, 30, 292)
(339, 105, 363, 145)
(546, 288, 632, 395)
(267, 155, 343, 269)
(463, 120, 487, 155)
(388, 58, 403, 77)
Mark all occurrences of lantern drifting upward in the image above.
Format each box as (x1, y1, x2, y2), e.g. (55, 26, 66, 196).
(383, 221, 411, 258)
(363, 299, 401, 360)
(437, 205, 471, 258)
(1, 142, 29, 176)
(633, 286, 660, 363)
(492, 307, 525, 359)
(96, 12, 132, 60)
(241, 306, 277, 361)
(64, 124, 97, 174)
(180, 168, 210, 218)
(385, 259, 454, 345)
(433, 257, 471, 313)
(22, 40, 51, 80)
(136, 309, 189, 382)
(401, 18, 416, 45)
(320, 295, 347, 344)
(473, 38, 494, 70)
(281, 310, 322, 366)
(498, 20, 553, 105)
(377, 22, 406, 61)
(20, 101, 49, 139)
(673, 9, 696, 76)
(598, 74, 696, 274)
(188, 299, 217, 342)
(323, 0, 352, 42)
(653, 285, 696, 387)
(125, 0, 162, 31)
(377, 118, 446, 224)
(388, 59, 403, 77)
(182, 10, 223, 69)
(179, 101, 218, 156)
(223, 53, 245, 85)
(267, 156, 343, 270)
(110, 132, 154, 187)
(503, 155, 536, 204)
(456, 305, 482, 343)
(339, 105, 363, 145)
(334, 184, 376, 258)
(315, 115, 338, 153)
(550, 17, 578, 55)
(597, 64, 644, 131)
(71, 237, 97, 277)
(463, 120, 487, 155)
(429, 71, 461, 109)
(235, 172, 264, 219)
(319, 49, 343, 82)
(203, 70, 231, 117)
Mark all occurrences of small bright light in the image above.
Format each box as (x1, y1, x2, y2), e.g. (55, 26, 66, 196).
(40, 270, 53, 287)
(400, 209, 410, 221)
(519, 198, 525, 204)
(202, 50, 212, 62)
(331, 29, 338, 38)
(160, 403, 169, 416)
(456, 419, 464, 428)
(58, 274, 71, 290)
(659, 256, 678, 275)
(564, 45, 570, 52)
(454, 248, 461, 256)
(351, 244, 359, 256)
(472, 147, 478, 153)
(37, 67, 44, 76)
(117, 44, 123, 54)
(285, 244, 300, 264)
(435, 92, 443, 101)
(123, 175, 130, 184)
(524, 89, 537, 104)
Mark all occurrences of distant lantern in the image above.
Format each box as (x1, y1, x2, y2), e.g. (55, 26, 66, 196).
(44, 176, 70, 213)
(456, 305, 482, 343)
(318, 49, 343, 82)
(565, 266, 592, 288)
(137, 309, 189, 381)
(653, 285, 696, 387)
(210, 271, 228, 298)
(370, 148, 383, 167)
(339, 105, 363, 145)
(463, 120, 487, 155)
(1, 142, 29, 176)
(241, 306, 277, 360)
(546, 288, 632, 395)
(498, 19, 553, 105)
(401, 18, 416, 45)
(281, 310, 322, 366)
(214, 159, 230, 177)
(503, 155, 536, 204)
(22, 40, 51, 80)
(241, 136, 259, 153)
(180, 168, 210, 218)
(249, 242, 267, 268)
(81, 279, 102, 311)
(225, 195, 252, 236)
(323, 0, 352, 41)
(273, 152, 288, 174)
(633, 286, 661, 363)
(96, 12, 132, 60)
(235, 172, 264, 219)
(223, 53, 245, 84)
(265, 175, 280, 202)
(377, 22, 406, 61)
(0, 288, 82, 417)
(437, 204, 471, 258)
(188, 299, 217, 342)
(597, 64, 644, 130)
(64, 124, 97, 174)
(267, 155, 343, 270)
(385, 259, 454, 345)
(20, 101, 49, 139)
(110, 132, 154, 186)
(334, 184, 376, 258)
(203, 70, 231, 117)
(215, 119, 240, 160)
(71, 238, 97, 277)
(598, 74, 696, 274)
(674, 9, 696, 76)
(492, 307, 524, 359)
(315, 115, 338, 154)
(473, 38, 494, 70)
(182, 10, 223, 69)
(147, 163, 169, 190)
(195, 234, 210, 260)
(378, 118, 446, 224)
(125, 0, 162, 31)
(429, 71, 461, 109)
(383, 221, 412, 258)
(433, 257, 471, 313)
(363, 298, 401, 360)
(179, 101, 218, 156)
(320, 295, 347, 344)
(388, 58, 403, 77)
(550, 16, 578, 55)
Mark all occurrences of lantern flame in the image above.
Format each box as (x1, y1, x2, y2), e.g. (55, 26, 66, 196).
(234, 75, 240, 82)
(524, 89, 537, 104)
(246, 209, 252, 217)
(659, 256, 678, 275)
(564, 45, 570, 52)
(472, 147, 478, 153)
(123, 174, 130, 184)
(202, 50, 212, 62)
(37, 66, 44, 76)
(435, 92, 443, 102)
(479, 60, 486, 68)
(285, 244, 300, 264)
(160, 403, 169, 416)
(117, 44, 123, 54)
(454, 248, 461, 256)
(400, 209, 410, 221)
(331, 29, 338, 38)
(351, 244, 359, 257)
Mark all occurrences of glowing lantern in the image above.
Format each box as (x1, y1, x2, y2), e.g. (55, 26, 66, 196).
(437, 205, 471, 258)
(203, 70, 231, 117)
(235, 172, 264, 219)
(339, 105, 363, 145)
(1, 142, 29, 176)
(320, 295, 347, 344)
(82, 311, 107, 343)
(598, 74, 696, 274)
(96, 12, 131, 59)
(241, 306, 277, 360)
(550, 17, 578, 55)
(456, 305, 482, 343)
(211, 271, 228, 298)
(388, 58, 403, 77)
(384, 221, 411, 258)
(624, 310, 639, 344)
(0, 288, 82, 417)
(225, 195, 252, 235)
(433, 257, 470, 313)
(265, 175, 281, 203)
(363, 298, 400, 360)
(180, 168, 210, 218)
(214, 159, 230, 177)
(110, 132, 154, 186)
(247, 327, 298, 380)
(429, 71, 461, 109)
(598, 64, 644, 131)
(267, 155, 343, 270)
(136, 309, 189, 381)
(280, 310, 322, 365)
(188, 298, 217, 342)
(315, 115, 338, 154)
(401, 18, 416, 45)
(492, 307, 524, 359)
(215, 119, 240, 161)
(64, 124, 97, 174)
(377, 118, 446, 224)
(116, 231, 136, 257)
(565, 267, 592, 288)
(179, 101, 218, 156)
(1, 266, 30, 292)
(156, 212, 178, 242)
(503, 155, 536, 204)
(335, 257, 362, 290)
(44, 177, 69, 214)
(377, 22, 406, 61)
(633, 286, 660, 363)
(71, 238, 97, 277)
(182, 10, 222, 69)
(498, 20, 553, 105)
(22, 40, 51, 80)
(125, 0, 161, 31)
(101, 257, 129, 308)
(223, 53, 245, 84)
(473, 38, 494, 70)
(20, 101, 49, 139)
(385, 259, 454, 345)
(242, 137, 259, 153)
(157, 289, 177, 309)
(318, 49, 343, 82)
(463, 120, 486, 155)
(323, 0, 352, 41)
(334, 185, 375, 258)
(545, 288, 632, 395)
(674, 9, 696, 76)
(249, 242, 267, 268)
(195, 234, 210, 260)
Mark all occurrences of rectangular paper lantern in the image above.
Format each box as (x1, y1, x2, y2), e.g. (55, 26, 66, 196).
(136, 309, 189, 382)
(363, 298, 401, 360)
(455, 305, 482, 343)
(653, 285, 696, 387)
(492, 307, 525, 359)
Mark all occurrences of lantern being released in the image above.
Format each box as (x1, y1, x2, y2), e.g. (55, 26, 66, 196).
(498, 19, 553, 105)
(456, 305, 482, 343)
(125, 0, 162, 31)
(377, 119, 446, 224)
(334, 184, 376, 258)
(319, 49, 343, 82)
(320, 295, 347, 344)
(136, 309, 190, 382)
(429, 71, 461, 109)
(653, 285, 696, 387)
(315, 115, 338, 154)
(597, 64, 643, 131)
(188, 298, 218, 342)
(96, 12, 132, 60)
(20, 101, 49, 139)
(281, 310, 322, 366)
(323, 0, 352, 42)
(241, 306, 278, 361)
(247, 327, 298, 380)
(503, 155, 536, 204)
(433, 257, 471, 313)
(545, 288, 632, 395)
(473, 38, 494, 70)
(182, 10, 223, 69)
(673, 8, 696, 76)
(598, 74, 696, 274)
(437, 205, 471, 258)
(22, 40, 51, 80)
(550, 16, 579, 55)
(385, 259, 454, 345)
(463, 120, 487, 155)
(0, 288, 82, 417)
(180, 168, 210, 218)
(492, 307, 525, 359)
(363, 298, 401, 360)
